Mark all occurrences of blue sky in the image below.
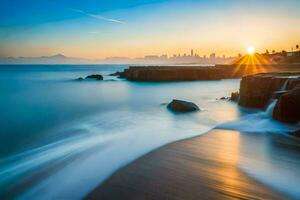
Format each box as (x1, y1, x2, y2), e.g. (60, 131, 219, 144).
(0, 0, 299, 58)
(0, 0, 166, 26)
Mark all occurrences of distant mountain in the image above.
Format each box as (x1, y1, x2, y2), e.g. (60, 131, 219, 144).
(0, 54, 94, 64)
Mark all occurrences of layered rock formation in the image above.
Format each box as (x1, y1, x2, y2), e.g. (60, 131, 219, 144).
(120, 66, 224, 81)
(273, 87, 300, 123)
(113, 64, 300, 82)
(239, 74, 289, 109)
(238, 72, 300, 123)
(230, 92, 239, 102)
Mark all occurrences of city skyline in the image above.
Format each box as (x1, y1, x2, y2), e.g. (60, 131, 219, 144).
(0, 48, 235, 64)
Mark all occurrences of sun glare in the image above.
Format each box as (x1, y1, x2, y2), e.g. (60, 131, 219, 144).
(247, 46, 255, 55)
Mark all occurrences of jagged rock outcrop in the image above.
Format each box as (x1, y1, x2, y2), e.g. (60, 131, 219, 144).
(273, 86, 300, 123)
(238, 72, 300, 123)
(238, 73, 298, 109)
(230, 92, 239, 102)
(167, 99, 200, 112)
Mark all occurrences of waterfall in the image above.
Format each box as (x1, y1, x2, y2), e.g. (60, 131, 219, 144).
(265, 79, 289, 116)
(281, 79, 289, 91)
(265, 100, 277, 116)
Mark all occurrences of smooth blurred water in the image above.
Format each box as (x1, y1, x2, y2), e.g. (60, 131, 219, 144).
(1, 65, 300, 200)
(0, 65, 241, 199)
(217, 102, 300, 200)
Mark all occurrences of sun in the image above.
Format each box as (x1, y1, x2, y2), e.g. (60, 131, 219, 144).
(247, 46, 255, 55)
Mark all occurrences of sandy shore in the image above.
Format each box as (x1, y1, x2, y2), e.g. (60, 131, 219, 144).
(86, 129, 289, 200)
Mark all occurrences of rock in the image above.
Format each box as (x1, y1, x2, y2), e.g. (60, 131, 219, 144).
(77, 77, 84, 81)
(290, 129, 300, 138)
(272, 90, 288, 99)
(230, 92, 239, 102)
(287, 78, 300, 90)
(109, 71, 122, 76)
(115, 65, 300, 82)
(236, 72, 300, 123)
(239, 74, 289, 109)
(167, 99, 200, 112)
(85, 74, 103, 80)
(273, 87, 300, 124)
(220, 97, 228, 100)
(121, 66, 228, 81)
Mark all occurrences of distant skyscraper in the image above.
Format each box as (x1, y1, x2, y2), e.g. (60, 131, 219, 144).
(191, 49, 194, 56)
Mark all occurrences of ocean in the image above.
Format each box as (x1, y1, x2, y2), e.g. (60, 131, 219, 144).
(0, 65, 299, 199)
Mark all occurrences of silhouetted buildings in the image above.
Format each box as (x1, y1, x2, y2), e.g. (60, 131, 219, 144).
(139, 50, 234, 64)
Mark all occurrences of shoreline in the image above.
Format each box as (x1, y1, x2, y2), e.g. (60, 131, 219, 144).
(86, 129, 289, 200)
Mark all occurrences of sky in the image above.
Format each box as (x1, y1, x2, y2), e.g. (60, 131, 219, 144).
(0, 0, 300, 59)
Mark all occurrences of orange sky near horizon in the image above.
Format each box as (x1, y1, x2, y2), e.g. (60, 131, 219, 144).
(0, 0, 299, 59)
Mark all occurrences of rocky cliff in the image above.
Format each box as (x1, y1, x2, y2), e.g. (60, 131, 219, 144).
(238, 72, 300, 123)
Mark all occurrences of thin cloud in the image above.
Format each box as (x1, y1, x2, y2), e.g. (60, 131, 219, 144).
(88, 31, 100, 35)
(69, 8, 124, 24)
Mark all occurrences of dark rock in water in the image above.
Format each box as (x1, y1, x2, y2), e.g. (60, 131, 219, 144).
(230, 92, 239, 102)
(85, 74, 103, 80)
(109, 71, 122, 76)
(167, 99, 200, 112)
(287, 78, 300, 90)
(220, 97, 227, 100)
(77, 77, 84, 81)
(238, 72, 300, 109)
(239, 74, 289, 109)
(290, 129, 300, 138)
(117, 65, 300, 82)
(273, 87, 300, 124)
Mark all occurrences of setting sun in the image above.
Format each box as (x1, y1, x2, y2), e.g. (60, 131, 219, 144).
(247, 46, 255, 55)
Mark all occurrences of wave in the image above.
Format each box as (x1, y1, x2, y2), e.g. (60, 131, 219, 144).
(0, 109, 212, 199)
(216, 100, 300, 199)
(217, 100, 298, 134)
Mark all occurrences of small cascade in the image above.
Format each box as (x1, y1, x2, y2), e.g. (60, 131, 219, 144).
(265, 100, 277, 116)
(281, 79, 289, 91)
(265, 79, 289, 116)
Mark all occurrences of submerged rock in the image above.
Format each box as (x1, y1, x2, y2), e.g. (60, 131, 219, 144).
(167, 99, 200, 112)
(273, 87, 300, 124)
(85, 74, 103, 80)
(77, 77, 84, 81)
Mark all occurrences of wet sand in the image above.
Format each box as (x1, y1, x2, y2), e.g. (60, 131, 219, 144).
(86, 130, 289, 200)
